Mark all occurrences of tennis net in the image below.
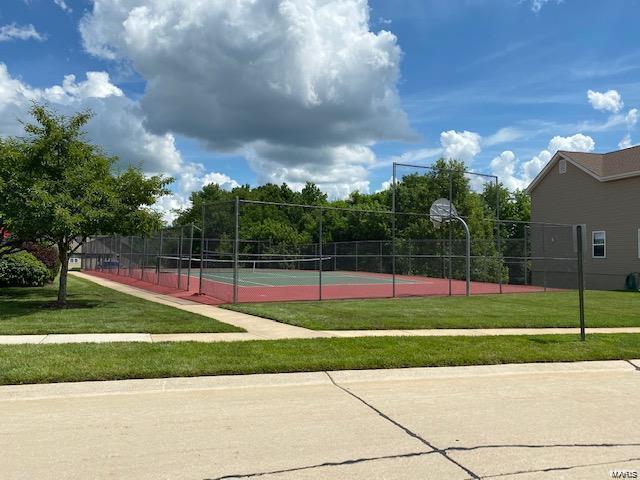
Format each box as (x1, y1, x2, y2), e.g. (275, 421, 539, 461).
(157, 255, 333, 275)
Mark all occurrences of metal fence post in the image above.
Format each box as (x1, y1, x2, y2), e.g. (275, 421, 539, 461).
(157, 230, 163, 285)
(355, 242, 359, 272)
(392, 162, 397, 297)
(496, 177, 502, 294)
(576, 224, 586, 341)
(448, 170, 453, 296)
(177, 227, 184, 289)
(199, 203, 205, 295)
(524, 225, 528, 285)
(141, 236, 147, 280)
(187, 223, 194, 291)
(128, 236, 133, 277)
(117, 236, 122, 276)
(542, 224, 547, 292)
(233, 197, 240, 304)
(319, 207, 323, 301)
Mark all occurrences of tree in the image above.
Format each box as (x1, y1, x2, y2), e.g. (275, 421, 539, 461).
(0, 104, 171, 304)
(0, 140, 25, 258)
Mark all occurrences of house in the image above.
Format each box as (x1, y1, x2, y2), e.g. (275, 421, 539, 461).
(526, 145, 640, 290)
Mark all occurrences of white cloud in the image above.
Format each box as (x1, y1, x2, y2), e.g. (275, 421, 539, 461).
(0, 61, 206, 224)
(247, 142, 373, 199)
(547, 133, 595, 153)
(626, 108, 638, 129)
(483, 127, 524, 147)
(522, 149, 553, 184)
(79, 0, 414, 195)
(151, 194, 192, 225)
(152, 165, 242, 223)
(201, 172, 240, 191)
(587, 89, 623, 113)
(530, 0, 561, 13)
(0, 23, 45, 42)
(43, 72, 123, 103)
(0, 63, 181, 175)
(377, 176, 393, 193)
(489, 134, 595, 189)
(618, 134, 632, 149)
(372, 146, 443, 170)
(489, 151, 526, 190)
(521, 134, 594, 184)
(53, 0, 72, 13)
(440, 130, 482, 162)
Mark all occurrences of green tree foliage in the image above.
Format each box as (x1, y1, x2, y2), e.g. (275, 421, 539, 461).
(0, 104, 171, 304)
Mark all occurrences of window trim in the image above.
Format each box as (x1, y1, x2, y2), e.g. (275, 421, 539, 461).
(638, 229, 640, 259)
(592, 230, 606, 259)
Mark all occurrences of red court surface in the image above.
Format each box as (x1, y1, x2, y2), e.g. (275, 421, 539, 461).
(85, 269, 548, 305)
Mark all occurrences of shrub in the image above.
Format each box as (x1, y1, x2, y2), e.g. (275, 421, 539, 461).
(0, 251, 50, 287)
(24, 242, 60, 282)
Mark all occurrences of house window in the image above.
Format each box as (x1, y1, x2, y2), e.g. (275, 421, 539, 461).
(592, 231, 606, 258)
(559, 159, 567, 174)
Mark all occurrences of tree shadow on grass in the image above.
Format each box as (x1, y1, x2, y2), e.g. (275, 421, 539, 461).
(0, 287, 58, 300)
(0, 299, 110, 320)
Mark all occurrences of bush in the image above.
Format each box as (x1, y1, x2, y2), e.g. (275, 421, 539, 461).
(24, 242, 60, 282)
(0, 251, 50, 287)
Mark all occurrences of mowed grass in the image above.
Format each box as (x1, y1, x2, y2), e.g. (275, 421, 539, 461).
(0, 276, 242, 334)
(1, 334, 640, 385)
(224, 290, 640, 330)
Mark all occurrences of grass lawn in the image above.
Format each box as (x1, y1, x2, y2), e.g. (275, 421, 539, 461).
(1, 334, 639, 385)
(0, 276, 242, 334)
(224, 291, 640, 330)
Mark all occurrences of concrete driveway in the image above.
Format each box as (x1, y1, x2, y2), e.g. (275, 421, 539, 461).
(2, 361, 640, 479)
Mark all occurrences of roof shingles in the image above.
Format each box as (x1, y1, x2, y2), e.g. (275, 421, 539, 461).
(560, 145, 640, 178)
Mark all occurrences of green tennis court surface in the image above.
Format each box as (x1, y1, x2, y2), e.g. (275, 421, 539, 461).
(191, 269, 421, 287)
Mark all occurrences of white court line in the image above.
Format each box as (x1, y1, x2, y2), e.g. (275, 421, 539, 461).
(201, 273, 276, 287)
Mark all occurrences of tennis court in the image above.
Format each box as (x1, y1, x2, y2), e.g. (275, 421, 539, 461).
(86, 251, 550, 304)
(155, 257, 547, 303)
(199, 268, 416, 287)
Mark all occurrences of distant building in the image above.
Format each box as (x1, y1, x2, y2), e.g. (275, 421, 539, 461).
(526, 145, 640, 290)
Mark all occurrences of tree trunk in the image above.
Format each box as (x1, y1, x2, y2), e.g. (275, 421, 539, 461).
(57, 243, 69, 305)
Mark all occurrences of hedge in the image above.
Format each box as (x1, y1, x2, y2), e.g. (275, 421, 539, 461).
(0, 251, 50, 287)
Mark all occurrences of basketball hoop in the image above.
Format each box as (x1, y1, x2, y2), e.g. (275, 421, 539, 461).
(428, 198, 471, 296)
(429, 198, 458, 229)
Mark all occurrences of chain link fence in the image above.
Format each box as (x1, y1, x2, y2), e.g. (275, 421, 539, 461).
(82, 200, 581, 305)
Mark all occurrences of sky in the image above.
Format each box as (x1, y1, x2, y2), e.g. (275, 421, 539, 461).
(0, 0, 639, 220)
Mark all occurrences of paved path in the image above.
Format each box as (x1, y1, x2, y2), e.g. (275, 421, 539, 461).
(2, 360, 640, 479)
(1, 271, 637, 345)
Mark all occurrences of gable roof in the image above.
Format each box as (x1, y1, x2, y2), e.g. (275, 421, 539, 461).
(526, 145, 640, 193)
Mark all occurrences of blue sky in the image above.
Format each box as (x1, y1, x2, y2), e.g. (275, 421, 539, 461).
(0, 0, 639, 216)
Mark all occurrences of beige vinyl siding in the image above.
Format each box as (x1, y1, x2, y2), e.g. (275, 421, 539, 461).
(530, 159, 640, 290)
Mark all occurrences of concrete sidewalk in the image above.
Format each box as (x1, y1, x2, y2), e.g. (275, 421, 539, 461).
(2, 360, 639, 479)
(4, 325, 640, 345)
(0, 271, 635, 345)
